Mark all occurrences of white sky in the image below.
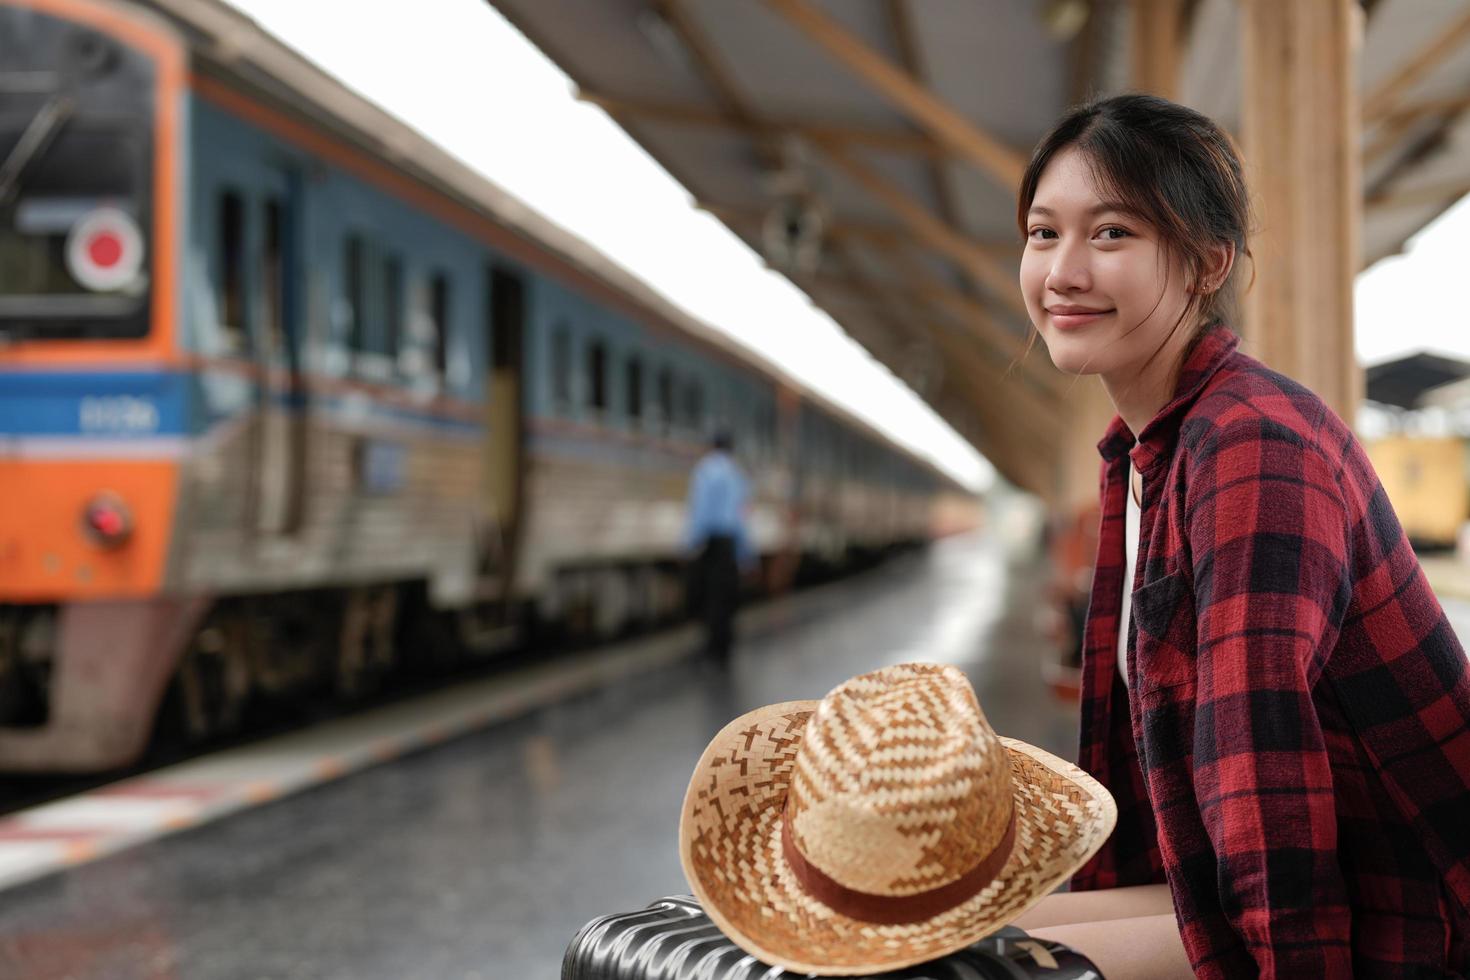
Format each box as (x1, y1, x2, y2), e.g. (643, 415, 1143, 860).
(224, 0, 1467, 493)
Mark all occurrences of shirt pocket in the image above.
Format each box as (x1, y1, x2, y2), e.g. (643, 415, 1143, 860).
(1131, 571, 1198, 694)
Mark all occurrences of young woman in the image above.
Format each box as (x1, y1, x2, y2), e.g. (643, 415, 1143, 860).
(1006, 94, 1470, 979)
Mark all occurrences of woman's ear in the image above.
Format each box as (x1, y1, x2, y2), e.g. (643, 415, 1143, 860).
(1195, 242, 1236, 293)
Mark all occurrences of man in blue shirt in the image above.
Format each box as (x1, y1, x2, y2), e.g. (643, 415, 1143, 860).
(684, 429, 756, 668)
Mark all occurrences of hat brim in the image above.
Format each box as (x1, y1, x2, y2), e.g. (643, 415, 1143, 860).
(679, 700, 1117, 976)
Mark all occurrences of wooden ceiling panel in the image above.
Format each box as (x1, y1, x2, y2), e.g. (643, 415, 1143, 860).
(1362, 0, 1470, 121)
(497, 0, 719, 106)
(621, 121, 788, 206)
(903, 0, 1071, 150)
(690, 0, 914, 121)
(945, 164, 1027, 247)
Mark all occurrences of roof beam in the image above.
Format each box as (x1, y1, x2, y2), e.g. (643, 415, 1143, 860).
(813, 253, 1055, 494)
(695, 200, 1020, 260)
(823, 276, 1064, 429)
(1366, 178, 1470, 213)
(579, 90, 950, 160)
(883, 0, 967, 258)
(1364, 91, 1470, 168)
(761, 0, 1028, 192)
(701, 201, 1048, 394)
(623, 1, 1047, 476)
(882, 0, 1012, 333)
(810, 138, 1029, 319)
(1378, 93, 1470, 129)
(873, 243, 1066, 401)
(649, 0, 782, 168)
(816, 247, 1067, 402)
(1362, 7, 1470, 123)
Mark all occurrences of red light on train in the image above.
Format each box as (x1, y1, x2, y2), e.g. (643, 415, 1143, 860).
(81, 493, 134, 548)
(87, 230, 124, 268)
(64, 208, 144, 292)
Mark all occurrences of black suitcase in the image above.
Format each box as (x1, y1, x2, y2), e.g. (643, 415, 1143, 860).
(563, 895, 1103, 979)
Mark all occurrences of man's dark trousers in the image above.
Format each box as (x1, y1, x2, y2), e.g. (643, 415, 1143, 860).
(692, 534, 739, 666)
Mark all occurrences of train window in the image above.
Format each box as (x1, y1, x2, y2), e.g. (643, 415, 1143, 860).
(683, 380, 703, 434)
(551, 326, 573, 412)
(429, 271, 451, 377)
(383, 255, 403, 361)
(344, 234, 366, 352)
(758, 400, 769, 457)
(261, 198, 284, 358)
(587, 339, 608, 415)
(488, 266, 525, 372)
(0, 126, 151, 339)
(656, 367, 674, 435)
(626, 357, 644, 423)
(219, 190, 246, 352)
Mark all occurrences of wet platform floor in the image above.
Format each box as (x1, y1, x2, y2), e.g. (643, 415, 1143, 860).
(0, 529, 1114, 978)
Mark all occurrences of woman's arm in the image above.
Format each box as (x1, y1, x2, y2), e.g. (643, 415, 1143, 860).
(1028, 914, 1195, 980)
(1182, 417, 1354, 977)
(1011, 883, 1175, 929)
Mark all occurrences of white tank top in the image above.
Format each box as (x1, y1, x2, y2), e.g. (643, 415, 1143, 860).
(1118, 458, 1141, 689)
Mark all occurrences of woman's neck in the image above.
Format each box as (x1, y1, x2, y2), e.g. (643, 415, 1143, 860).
(1104, 371, 1175, 447)
(1101, 326, 1200, 445)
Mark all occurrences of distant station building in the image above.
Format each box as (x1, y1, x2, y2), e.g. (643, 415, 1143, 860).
(1361, 351, 1470, 549)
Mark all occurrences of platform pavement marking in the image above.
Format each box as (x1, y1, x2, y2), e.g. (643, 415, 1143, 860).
(0, 572, 874, 895)
(62, 840, 99, 865)
(0, 841, 69, 881)
(314, 757, 347, 780)
(17, 797, 206, 832)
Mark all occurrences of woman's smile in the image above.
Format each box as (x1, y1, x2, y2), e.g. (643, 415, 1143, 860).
(1047, 306, 1115, 330)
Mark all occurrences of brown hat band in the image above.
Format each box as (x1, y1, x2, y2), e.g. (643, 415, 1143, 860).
(779, 805, 1017, 926)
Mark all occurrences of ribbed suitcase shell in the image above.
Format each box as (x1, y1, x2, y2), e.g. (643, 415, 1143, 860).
(563, 896, 1103, 980)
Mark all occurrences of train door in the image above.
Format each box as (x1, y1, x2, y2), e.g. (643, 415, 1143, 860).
(485, 264, 526, 587)
(254, 170, 306, 536)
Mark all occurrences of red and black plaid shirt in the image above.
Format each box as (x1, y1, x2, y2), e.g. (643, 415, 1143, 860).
(1071, 322, 1470, 978)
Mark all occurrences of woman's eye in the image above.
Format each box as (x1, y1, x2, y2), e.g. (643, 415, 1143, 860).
(1098, 226, 1130, 241)
(1028, 227, 1057, 241)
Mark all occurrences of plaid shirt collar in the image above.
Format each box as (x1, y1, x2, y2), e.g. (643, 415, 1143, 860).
(1095, 321, 1240, 471)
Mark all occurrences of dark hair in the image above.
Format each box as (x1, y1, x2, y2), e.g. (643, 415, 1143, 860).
(1016, 94, 1255, 362)
(712, 429, 734, 452)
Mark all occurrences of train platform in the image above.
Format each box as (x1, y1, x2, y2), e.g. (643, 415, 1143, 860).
(0, 520, 1078, 979)
(3, 523, 1468, 980)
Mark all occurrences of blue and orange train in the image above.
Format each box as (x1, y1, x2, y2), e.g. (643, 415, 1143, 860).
(0, 0, 974, 772)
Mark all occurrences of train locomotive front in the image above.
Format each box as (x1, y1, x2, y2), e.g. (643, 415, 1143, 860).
(0, 0, 194, 770)
(0, 0, 489, 772)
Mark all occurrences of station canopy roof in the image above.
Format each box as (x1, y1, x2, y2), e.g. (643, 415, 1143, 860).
(1366, 351, 1470, 409)
(490, 0, 1470, 493)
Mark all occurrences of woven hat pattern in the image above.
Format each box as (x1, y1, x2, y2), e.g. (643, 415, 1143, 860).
(680, 665, 1117, 976)
(787, 664, 1012, 896)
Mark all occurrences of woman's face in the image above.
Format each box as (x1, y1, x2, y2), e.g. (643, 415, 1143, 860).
(1019, 147, 1195, 380)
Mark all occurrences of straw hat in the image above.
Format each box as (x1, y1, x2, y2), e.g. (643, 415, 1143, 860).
(679, 663, 1116, 975)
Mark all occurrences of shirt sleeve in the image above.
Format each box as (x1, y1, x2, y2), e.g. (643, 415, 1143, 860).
(684, 462, 707, 554)
(1184, 418, 1354, 977)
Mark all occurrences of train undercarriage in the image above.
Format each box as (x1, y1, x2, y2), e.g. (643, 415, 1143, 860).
(0, 538, 924, 773)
